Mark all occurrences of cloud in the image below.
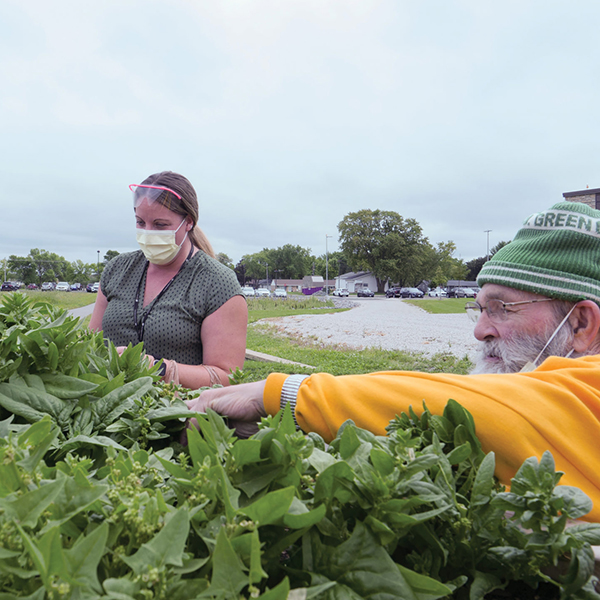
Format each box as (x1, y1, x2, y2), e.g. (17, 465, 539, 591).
(1, 0, 600, 269)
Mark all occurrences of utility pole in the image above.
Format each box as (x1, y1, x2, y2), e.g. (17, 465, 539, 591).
(325, 234, 333, 296)
(484, 230, 492, 262)
(97, 250, 100, 278)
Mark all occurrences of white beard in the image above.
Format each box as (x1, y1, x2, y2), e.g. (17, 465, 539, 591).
(471, 321, 574, 374)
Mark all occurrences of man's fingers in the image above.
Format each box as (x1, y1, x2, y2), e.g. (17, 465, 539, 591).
(185, 381, 267, 422)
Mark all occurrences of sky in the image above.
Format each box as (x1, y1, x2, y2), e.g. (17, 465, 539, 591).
(2, 0, 600, 269)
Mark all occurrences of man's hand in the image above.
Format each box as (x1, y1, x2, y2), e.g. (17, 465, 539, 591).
(185, 380, 268, 438)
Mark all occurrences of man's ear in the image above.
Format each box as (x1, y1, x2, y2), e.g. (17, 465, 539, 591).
(569, 300, 600, 353)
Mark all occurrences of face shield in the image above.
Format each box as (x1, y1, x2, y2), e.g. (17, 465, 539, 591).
(129, 184, 182, 209)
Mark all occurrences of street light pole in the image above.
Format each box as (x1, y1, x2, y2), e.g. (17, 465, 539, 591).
(325, 234, 333, 296)
(484, 230, 492, 262)
(97, 250, 100, 278)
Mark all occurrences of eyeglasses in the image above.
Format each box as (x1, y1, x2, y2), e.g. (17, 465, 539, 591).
(130, 184, 182, 208)
(465, 298, 555, 323)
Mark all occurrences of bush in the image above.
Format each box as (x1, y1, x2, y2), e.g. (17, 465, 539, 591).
(0, 293, 599, 598)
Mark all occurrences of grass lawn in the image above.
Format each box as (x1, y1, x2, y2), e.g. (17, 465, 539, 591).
(403, 297, 471, 314)
(246, 295, 349, 323)
(7, 290, 97, 311)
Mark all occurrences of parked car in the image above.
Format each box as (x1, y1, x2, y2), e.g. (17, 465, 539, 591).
(70, 283, 82, 291)
(428, 287, 447, 297)
(92, 282, 100, 293)
(273, 288, 288, 298)
(241, 286, 255, 297)
(86, 282, 98, 293)
(332, 288, 349, 297)
(449, 287, 476, 298)
(400, 287, 424, 298)
(385, 287, 402, 298)
(255, 287, 270, 297)
(27, 283, 38, 290)
(55, 281, 70, 292)
(1, 281, 19, 292)
(357, 288, 375, 297)
(41, 282, 55, 291)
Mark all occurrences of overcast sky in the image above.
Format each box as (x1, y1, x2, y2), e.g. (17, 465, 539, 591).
(2, 0, 599, 268)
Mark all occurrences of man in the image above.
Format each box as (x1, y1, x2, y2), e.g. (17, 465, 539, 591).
(187, 201, 600, 521)
(471, 202, 600, 373)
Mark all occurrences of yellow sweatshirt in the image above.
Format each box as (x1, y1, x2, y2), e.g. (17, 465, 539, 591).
(264, 355, 600, 522)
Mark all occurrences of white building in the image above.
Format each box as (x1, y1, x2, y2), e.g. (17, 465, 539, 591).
(335, 271, 378, 293)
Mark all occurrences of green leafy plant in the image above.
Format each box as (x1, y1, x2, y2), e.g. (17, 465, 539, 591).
(0, 293, 599, 599)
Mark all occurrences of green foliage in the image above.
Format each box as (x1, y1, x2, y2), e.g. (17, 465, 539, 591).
(421, 241, 469, 288)
(465, 241, 511, 281)
(338, 209, 430, 289)
(1, 403, 599, 598)
(104, 250, 120, 264)
(216, 252, 234, 270)
(0, 292, 599, 598)
(311, 250, 350, 279)
(4, 248, 114, 287)
(240, 245, 314, 282)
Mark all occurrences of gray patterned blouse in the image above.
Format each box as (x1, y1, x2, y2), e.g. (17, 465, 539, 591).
(100, 250, 243, 365)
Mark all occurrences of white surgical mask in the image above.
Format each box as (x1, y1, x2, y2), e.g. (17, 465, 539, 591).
(136, 219, 188, 265)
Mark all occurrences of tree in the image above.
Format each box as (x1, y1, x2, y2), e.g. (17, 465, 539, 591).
(104, 250, 120, 264)
(234, 260, 247, 286)
(216, 252, 235, 271)
(311, 251, 350, 279)
(465, 241, 511, 281)
(420, 241, 468, 288)
(71, 260, 95, 283)
(338, 209, 430, 291)
(267, 245, 312, 279)
(8, 249, 70, 286)
(7, 255, 36, 284)
(239, 246, 313, 284)
(465, 256, 487, 282)
(239, 252, 271, 284)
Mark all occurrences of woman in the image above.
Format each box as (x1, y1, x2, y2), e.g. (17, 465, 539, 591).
(90, 171, 248, 389)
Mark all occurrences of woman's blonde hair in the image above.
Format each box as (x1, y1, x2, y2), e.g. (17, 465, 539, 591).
(140, 171, 215, 258)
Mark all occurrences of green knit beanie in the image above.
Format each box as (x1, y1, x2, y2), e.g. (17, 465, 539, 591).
(477, 201, 600, 305)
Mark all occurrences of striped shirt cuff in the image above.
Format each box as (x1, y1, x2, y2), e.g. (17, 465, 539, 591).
(280, 374, 309, 428)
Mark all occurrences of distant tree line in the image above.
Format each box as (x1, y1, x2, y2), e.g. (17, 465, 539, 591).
(2, 250, 120, 286)
(3, 211, 507, 290)
(229, 209, 507, 291)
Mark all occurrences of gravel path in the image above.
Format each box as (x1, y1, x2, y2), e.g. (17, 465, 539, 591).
(260, 296, 479, 360)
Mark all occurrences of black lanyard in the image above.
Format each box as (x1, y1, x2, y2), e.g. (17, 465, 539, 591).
(133, 246, 194, 342)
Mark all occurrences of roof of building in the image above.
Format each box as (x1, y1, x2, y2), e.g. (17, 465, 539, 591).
(336, 271, 372, 281)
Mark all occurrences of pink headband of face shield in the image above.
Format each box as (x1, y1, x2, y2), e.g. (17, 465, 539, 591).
(129, 184, 182, 208)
